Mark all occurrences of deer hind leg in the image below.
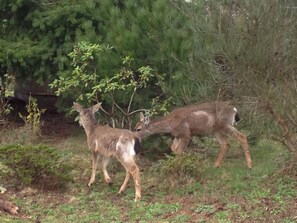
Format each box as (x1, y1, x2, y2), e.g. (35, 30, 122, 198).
(118, 170, 131, 194)
(102, 157, 112, 185)
(119, 157, 141, 202)
(88, 151, 100, 186)
(228, 125, 253, 169)
(214, 133, 228, 168)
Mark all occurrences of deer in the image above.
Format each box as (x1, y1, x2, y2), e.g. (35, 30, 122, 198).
(134, 101, 253, 169)
(73, 102, 142, 201)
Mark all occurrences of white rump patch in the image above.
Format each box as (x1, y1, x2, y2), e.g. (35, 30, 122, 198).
(116, 136, 136, 162)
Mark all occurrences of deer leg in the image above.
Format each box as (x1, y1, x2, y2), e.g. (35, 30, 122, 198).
(171, 136, 190, 154)
(118, 170, 131, 194)
(171, 137, 181, 153)
(228, 126, 253, 169)
(119, 157, 141, 202)
(102, 157, 112, 185)
(130, 163, 141, 202)
(88, 152, 100, 186)
(176, 137, 190, 154)
(214, 133, 228, 168)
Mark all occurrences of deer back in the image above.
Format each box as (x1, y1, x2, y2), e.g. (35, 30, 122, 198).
(89, 125, 140, 156)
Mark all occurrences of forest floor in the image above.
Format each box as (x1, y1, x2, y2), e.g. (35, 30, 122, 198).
(0, 110, 297, 223)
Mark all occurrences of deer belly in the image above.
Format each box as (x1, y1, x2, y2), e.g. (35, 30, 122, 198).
(189, 122, 214, 136)
(190, 127, 213, 136)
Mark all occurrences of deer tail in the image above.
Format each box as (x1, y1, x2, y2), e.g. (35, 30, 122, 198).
(134, 137, 141, 154)
(235, 112, 240, 123)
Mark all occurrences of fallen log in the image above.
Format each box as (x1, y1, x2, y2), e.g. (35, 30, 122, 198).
(0, 198, 19, 215)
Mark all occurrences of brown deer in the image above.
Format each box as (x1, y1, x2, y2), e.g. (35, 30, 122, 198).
(73, 102, 141, 201)
(135, 101, 252, 169)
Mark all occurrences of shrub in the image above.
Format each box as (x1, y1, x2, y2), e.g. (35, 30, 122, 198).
(152, 152, 205, 187)
(0, 144, 72, 190)
(19, 96, 45, 142)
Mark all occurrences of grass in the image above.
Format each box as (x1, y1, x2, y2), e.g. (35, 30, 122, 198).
(1, 130, 296, 223)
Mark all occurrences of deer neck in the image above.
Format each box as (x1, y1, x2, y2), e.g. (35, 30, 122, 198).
(145, 116, 173, 135)
(81, 119, 97, 138)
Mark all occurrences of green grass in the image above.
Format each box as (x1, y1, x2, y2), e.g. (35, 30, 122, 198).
(1, 133, 296, 223)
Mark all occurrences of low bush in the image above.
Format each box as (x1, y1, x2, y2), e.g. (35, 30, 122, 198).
(152, 152, 205, 187)
(0, 144, 72, 190)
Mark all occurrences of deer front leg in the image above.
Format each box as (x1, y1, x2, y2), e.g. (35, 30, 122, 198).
(102, 157, 112, 185)
(88, 151, 100, 186)
(176, 137, 190, 154)
(214, 133, 228, 168)
(171, 137, 190, 154)
(171, 137, 181, 153)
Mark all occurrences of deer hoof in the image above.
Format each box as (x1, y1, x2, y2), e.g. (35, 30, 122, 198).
(134, 195, 141, 202)
(105, 178, 113, 185)
(88, 180, 94, 187)
(214, 162, 221, 168)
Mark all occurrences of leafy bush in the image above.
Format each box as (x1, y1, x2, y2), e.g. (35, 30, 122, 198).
(50, 41, 168, 129)
(0, 144, 72, 190)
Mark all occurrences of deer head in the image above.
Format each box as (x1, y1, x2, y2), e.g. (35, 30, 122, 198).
(73, 102, 102, 129)
(134, 112, 150, 132)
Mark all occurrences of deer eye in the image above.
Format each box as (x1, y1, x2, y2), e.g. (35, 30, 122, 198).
(134, 127, 142, 132)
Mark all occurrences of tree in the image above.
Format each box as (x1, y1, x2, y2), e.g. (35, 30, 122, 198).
(0, 0, 192, 107)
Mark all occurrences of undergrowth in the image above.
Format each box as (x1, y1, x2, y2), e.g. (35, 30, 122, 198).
(150, 152, 206, 189)
(0, 144, 73, 190)
(0, 133, 296, 223)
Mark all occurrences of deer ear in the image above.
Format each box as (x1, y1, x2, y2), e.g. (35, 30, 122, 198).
(92, 102, 102, 113)
(144, 115, 150, 125)
(139, 112, 145, 122)
(73, 102, 83, 112)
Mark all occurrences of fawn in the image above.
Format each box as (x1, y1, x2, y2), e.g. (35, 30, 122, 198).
(135, 101, 252, 169)
(73, 102, 142, 201)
